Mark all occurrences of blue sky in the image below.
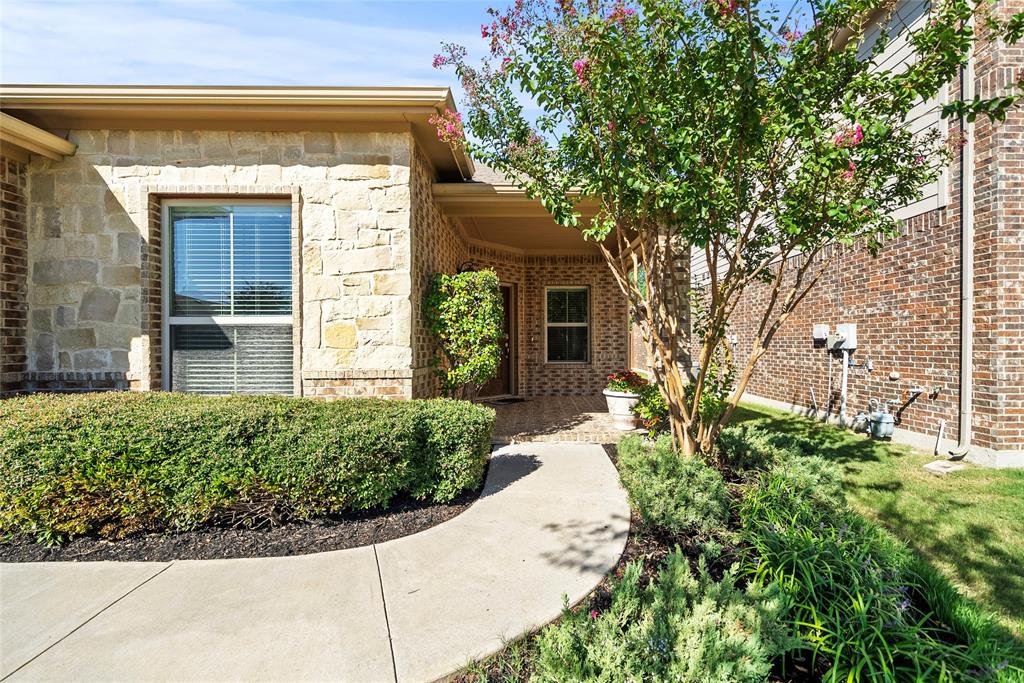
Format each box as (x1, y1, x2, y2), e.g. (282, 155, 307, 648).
(1, 0, 491, 87)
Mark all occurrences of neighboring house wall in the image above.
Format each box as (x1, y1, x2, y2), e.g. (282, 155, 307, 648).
(0, 157, 28, 395)
(22, 129, 417, 397)
(723, 0, 1024, 453)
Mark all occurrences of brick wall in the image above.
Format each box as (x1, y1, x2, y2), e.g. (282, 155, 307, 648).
(468, 245, 629, 397)
(727, 0, 1024, 453)
(1, 156, 28, 395)
(409, 144, 469, 398)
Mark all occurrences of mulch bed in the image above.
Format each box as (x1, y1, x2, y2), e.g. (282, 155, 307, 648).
(0, 467, 486, 563)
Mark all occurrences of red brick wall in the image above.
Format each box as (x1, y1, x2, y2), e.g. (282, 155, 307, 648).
(1, 156, 28, 395)
(729, 213, 962, 444)
(727, 3, 1023, 452)
(970, 0, 1024, 450)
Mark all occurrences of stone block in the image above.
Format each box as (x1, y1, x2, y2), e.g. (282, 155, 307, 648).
(56, 327, 97, 350)
(41, 206, 62, 238)
(324, 321, 358, 349)
(116, 232, 141, 265)
(342, 275, 372, 295)
(304, 275, 341, 301)
(357, 344, 411, 369)
(79, 288, 121, 323)
(34, 333, 55, 371)
(69, 130, 107, 154)
(358, 296, 393, 318)
(333, 187, 372, 211)
(374, 185, 411, 213)
(323, 246, 392, 275)
(77, 204, 104, 235)
(303, 301, 322, 349)
(335, 210, 375, 241)
(323, 298, 357, 321)
(101, 266, 141, 287)
(302, 244, 323, 275)
(31, 284, 88, 307)
(33, 259, 98, 286)
(108, 131, 130, 155)
(73, 349, 112, 370)
(111, 350, 130, 370)
(55, 306, 77, 327)
(58, 351, 72, 370)
(31, 310, 53, 333)
(357, 229, 389, 248)
(304, 132, 335, 155)
(329, 164, 391, 181)
(372, 272, 411, 296)
(302, 204, 336, 241)
(30, 174, 54, 203)
(377, 212, 410, 231)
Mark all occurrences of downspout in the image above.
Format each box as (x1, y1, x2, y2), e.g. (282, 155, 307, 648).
(952, 21, 975, 458)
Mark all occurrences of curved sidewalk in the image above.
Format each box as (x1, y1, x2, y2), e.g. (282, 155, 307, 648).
(0, 443, 630, 683)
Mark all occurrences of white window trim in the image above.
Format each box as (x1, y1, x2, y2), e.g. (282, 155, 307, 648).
(161, 199, 294, 392)
(544, 286, 590, 365)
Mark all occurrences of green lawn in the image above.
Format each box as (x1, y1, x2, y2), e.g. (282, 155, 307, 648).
(734, 402, 1024, 636)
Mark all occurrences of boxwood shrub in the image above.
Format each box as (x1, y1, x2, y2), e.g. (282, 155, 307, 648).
(0, 392, 495, 544)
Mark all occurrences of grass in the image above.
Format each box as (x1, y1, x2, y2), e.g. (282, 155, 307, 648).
(734, 402, 1024, 636)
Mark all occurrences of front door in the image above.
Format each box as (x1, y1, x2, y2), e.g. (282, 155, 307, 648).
(479, 284, 514, 397)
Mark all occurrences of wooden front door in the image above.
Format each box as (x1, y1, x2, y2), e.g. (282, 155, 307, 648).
(479, 285, 514, 397)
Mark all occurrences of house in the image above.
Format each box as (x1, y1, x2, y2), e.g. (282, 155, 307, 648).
(716, 0, 1024, 467)
(0, 85, 629, 402)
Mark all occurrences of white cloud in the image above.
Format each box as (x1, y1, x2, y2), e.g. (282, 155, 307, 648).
(0, 0, 479, 86)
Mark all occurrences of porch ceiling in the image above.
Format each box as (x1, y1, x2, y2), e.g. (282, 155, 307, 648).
(434, 181, 609, 256)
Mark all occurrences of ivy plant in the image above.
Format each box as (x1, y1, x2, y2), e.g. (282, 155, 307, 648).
(423, 269, 505, 398)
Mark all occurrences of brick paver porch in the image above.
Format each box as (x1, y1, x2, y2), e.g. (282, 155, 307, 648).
(487, 395, 641, 444)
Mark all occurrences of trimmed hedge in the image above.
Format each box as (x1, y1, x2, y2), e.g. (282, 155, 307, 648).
(0, 392, 495, 544)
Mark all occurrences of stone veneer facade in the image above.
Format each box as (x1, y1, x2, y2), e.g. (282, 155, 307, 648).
(17, 129, 418, 397)
(6, 129, 629, 399)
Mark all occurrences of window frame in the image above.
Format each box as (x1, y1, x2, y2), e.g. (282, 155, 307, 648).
(544, 286, 590, 365)
(160, 198, 295, 393)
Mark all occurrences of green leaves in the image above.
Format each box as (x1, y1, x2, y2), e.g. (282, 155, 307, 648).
(0, 393, 496, 543)
(422, 269, 505, 398)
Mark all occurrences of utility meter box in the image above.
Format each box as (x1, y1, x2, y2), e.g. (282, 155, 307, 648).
(832, 323, 857, 350)
(812, 324, 829, 341)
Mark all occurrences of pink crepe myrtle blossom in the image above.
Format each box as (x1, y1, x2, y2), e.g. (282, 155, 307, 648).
(556, 0, 577, 16)
(782, 29, 803, 42)
(573, 58, 591, 86)
(429, 108, 465, 147)
(833, 123, 864, 148)
(712, 0, 737, 16)
(607, 4, 637, 25)
(589, 609, 599, 620)
(607, 120, 616, 131)
(843, 160, 857, 179)
(914, 154, 926, 166)
(432, 54, 448, 69)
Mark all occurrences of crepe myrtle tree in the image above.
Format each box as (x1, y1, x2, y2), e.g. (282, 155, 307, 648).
(432, 0, 1023, 459)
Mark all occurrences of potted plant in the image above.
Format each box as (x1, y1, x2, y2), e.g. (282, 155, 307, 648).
(603, 370, 649, 431)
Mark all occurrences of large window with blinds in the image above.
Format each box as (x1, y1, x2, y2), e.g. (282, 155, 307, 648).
(163, 201, 294, 394)
(545, 287, 589, 363)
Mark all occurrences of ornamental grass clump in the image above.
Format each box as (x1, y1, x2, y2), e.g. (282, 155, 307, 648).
(0, 392, 495, 545)
(739, 455, 1023, 682)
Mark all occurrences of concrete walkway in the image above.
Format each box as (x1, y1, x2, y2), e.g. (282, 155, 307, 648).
(0, 443, 629, 683)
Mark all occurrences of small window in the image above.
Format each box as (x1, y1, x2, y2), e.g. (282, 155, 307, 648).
(164, 202, 293, 394)
(546, 287, 589, 363)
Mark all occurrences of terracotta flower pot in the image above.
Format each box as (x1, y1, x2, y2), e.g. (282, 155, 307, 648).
(603, 388, 640, 431)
